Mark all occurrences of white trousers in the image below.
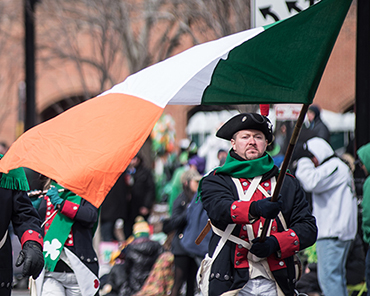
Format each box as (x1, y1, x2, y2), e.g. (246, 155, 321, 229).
(238, 277, 278, 296)
(41, 272, 82, 296)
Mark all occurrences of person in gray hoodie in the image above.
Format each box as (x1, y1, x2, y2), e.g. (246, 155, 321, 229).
(296, 137, 357, 296)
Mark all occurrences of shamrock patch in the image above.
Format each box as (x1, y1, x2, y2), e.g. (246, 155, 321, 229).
(44, 238, 63, 261)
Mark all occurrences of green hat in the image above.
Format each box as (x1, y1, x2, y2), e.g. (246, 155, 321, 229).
(0, 154, 30, 191)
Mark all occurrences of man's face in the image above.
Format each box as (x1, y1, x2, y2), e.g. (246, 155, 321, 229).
(231, 129, 268, 160)
(307, 110, 315, 123)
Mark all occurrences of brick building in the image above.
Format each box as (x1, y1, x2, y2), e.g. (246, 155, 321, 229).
(0, 1, 357, 153)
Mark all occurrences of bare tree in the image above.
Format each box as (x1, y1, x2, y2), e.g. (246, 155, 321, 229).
(36, 0, 251, 99)
(0, 0, 25, 136)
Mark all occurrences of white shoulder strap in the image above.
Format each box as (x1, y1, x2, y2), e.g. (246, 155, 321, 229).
(231, 176, 262, 201)
(254, 177, 287, 230)
(0, 230, 8, 249)
(210, 176, 262, 260)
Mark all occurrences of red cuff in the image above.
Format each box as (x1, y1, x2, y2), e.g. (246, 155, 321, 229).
(60, 200, 79, 219)
(230, 200, 253, 224)
(21, 230, 43, 247)
(274, 229, 300, 258)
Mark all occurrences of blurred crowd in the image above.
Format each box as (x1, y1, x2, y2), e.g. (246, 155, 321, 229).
(3, 104, 369, 296)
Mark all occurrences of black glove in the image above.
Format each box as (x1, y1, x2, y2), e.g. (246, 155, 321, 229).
(249, 236, 279, 258)
(16, 241, 44, 279)
(249, 196, 282, 219)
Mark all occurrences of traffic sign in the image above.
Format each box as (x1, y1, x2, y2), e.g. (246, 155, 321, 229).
(252, 0, 320, 28)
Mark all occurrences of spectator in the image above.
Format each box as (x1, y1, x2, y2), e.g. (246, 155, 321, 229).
(357, 142, 370, 291)
(296, 233, 366, 295)
(303, 104, 330, 143)
(101, 216, 163, 296)
(188, 155, 206, 175)
(162, 168, 202, 296)
(217, 149, 228, 167)
(100, 173, 128, 242)
(198, 112, 317, 296)
(132, 251, 175, 296)
(124, 153, 156, 239)
(296, 137, 357, 296)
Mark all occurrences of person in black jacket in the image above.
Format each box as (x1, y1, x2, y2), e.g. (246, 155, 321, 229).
(101, 216, 163, 296)
(0, 159, 44, 296)
(119, 216, 163, 296)
(302, 104, 330, 143)
(199, 113, 317, 296)
(100, 172, 127, 242)
(162, 168, 202, 296)
(124, 153, 156, 239)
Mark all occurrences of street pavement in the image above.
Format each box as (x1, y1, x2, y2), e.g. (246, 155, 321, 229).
(11, 290, 29, 296)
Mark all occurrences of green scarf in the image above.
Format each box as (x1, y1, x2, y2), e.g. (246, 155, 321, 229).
(197, 152, 274, 201)
(43, 182, 81, 272)
(215, 152, 274, 179)
(0, 154, 30, 191)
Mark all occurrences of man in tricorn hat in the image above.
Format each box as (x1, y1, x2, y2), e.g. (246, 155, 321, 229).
(198, 113, 317, 296)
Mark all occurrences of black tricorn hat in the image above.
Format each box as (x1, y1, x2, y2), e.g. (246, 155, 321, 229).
(216, 113, 273, 143)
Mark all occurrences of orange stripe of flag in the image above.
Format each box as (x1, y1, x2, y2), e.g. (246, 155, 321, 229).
(0, 93, 163, 207)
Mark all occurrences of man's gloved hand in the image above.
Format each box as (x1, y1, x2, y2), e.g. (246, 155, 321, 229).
(47, 186, 63, 208)
(249, 236, 279, 258)
(249, 197, 282, 219)
(15, 241, 44, 279)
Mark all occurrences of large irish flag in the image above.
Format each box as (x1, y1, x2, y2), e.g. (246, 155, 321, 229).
(0, 0, 352, 207)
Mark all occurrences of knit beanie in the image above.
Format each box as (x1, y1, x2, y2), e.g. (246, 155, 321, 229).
(133, 216, 150, 238)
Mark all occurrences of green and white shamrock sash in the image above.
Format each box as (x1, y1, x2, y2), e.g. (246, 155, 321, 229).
(43, 183, 81, 272)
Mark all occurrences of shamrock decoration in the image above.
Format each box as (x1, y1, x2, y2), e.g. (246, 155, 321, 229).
(44, 238, 63, 261)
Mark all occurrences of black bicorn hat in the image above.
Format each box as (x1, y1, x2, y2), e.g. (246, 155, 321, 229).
(216, 113, 273, 143)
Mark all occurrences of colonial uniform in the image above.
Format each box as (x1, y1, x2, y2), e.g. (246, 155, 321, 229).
(0, 159, 43, 296)
(35, 182, 100, 296)
(198, 113, 317, 296)
(201, 163, 317, 295)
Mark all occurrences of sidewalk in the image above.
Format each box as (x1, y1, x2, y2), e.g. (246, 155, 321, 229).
(11, 289, 29, 296)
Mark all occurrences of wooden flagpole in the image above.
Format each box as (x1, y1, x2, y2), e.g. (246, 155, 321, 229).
(259, 103, 309, 241)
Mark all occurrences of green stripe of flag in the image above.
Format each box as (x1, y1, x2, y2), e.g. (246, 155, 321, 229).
(202, 0, 352, 105)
